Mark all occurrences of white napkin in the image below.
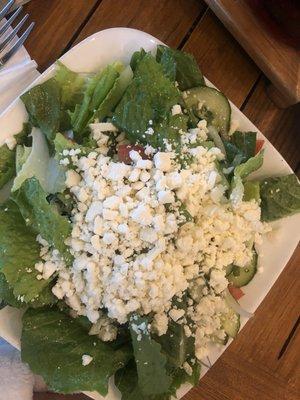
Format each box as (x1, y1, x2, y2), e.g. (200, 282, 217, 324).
(0, 17, 40, 115)
(0, 13, 41, 399)
(0, 338, 34, 400)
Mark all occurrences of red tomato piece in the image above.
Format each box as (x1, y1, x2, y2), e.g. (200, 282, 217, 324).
(228, 284, 245, 301)
(117, 144, 150, 164)
(255, 139, 265, 154)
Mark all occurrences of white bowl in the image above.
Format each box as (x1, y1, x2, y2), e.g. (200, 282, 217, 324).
(0, 28, 299, 400)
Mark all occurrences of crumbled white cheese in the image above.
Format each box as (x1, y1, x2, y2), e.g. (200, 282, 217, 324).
(82, 354, 93, 366)
(171, 104, 182, 115)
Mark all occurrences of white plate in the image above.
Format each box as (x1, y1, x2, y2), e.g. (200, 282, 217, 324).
(0, 28, 299, 400)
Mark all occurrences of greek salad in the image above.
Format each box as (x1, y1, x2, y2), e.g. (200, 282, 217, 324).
(0, 45, 299, 399)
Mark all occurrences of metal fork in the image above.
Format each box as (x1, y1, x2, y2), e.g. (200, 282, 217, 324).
(0, 0, 34, 67)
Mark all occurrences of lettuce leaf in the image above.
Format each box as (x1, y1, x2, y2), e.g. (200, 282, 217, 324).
(94, 65, 133, 123)
(243, 181, 260, 202)
(115, 360, 171, 400)
(129, 315, 171, 396)
(0, 201, 51, 301)
(13, 128, 65, 195)
(21, 307, 132, 395)
(224, 131, 256, 167)
(0, 272, 25, 308)
(259, 174, 300, 221)
(55, 61, 85, 110)
(0, 272, 56, 309)
(230, 151, 264, 205)
(0, 123, 31, 190)
(11, 177, 72, 263)
(156, 45, 204, 90)
(113, 54, 181, 146)
(21, 78, 61, 142)
(115, 358, 200, 400)
(130, 48, 147, 71)
(71, 63, 123, 140)
(0, 144, 15, 189)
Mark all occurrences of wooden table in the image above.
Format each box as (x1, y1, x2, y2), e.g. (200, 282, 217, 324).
(20, 1, 299, 399)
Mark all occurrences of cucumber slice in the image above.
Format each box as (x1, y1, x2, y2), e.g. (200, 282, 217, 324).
(221, 308, 240, 338)
(227, 251, 258, 287)
(184, 86, 231, 135)
(225, 264, 233, 276)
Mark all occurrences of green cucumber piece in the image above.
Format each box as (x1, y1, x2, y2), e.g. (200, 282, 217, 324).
(221, 308, 240, 338)
(225, 264, 233, 276)
(184, 86, 231, 135)
(227, 251, 258, 287)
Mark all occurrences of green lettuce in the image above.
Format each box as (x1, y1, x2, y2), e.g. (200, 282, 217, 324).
(224, 131, 256, 167)
(0, 201, 51, 301)
(13, 128, 65, 194)
(55, 61, 85, 110)
(0, 123, 31, 190)
(21, 307, 132, 395)
(156, 45, 204, 90)
(259, 174, 300, 221)
(115, 357, 200, 400)
(0, 272, 25, 308)
(21, 78, 61, 142)
(71, 63, 124, 140)
(129, 315, 171, 396)
(130, 48, 147, 71)
(11, 177, 72, 263)
(243, 180, 260, 202)
(94, 65, 133, 123)
(230, 151, 264, 205)
(113, 54, 181, 146)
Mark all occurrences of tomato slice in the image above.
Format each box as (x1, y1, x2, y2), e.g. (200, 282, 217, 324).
(228, 284, 245, 301)
(255, 139, 265, 154)
(117, 144, 149, 164)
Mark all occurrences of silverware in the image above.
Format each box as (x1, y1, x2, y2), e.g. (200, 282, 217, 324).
(0, 0, 34, 67)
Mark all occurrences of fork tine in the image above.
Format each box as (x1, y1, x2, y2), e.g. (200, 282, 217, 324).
(0, 6, 22, 37)
(0, 13, 29, 52)
(0, 21, 34, 67)
(0, 0, 15, 21)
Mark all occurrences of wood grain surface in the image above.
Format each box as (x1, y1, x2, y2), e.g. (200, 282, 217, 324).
(20, 1, 299, 399)
(204, 0, 300, 107)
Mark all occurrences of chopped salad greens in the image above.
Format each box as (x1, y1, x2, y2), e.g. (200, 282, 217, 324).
(0, 45, 300, 399)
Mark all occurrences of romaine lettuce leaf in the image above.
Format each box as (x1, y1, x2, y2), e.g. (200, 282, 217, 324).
(259, 174, 300, 221)
(0, 201, 51, 301)
(113, 54, 181, 146)
(129, 315, 171, 396)
(115, 357, 200, 400)
(55, 61, 85, 110)
(156, 45, 204, 90)
(0, 123, 31, 190)
(11, 177, 72, 264)
(130, 48, 147, 72)
(0, 144, 15, 189)
(71, 63, 123, 140)
(21, 307, 132, 395)
(21, 78, 61, 142)
(243, 181, 260, 202)
(13, 128, 65, 194)
(230, 151, 264, 205)
(224, 131, 256, 167)
(156, 319, 195, 369)
(94, 65, 133, 123)
(115, 360, 171, 400)
(0, 272, 25, 308)
(0, 272, 56, 309)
